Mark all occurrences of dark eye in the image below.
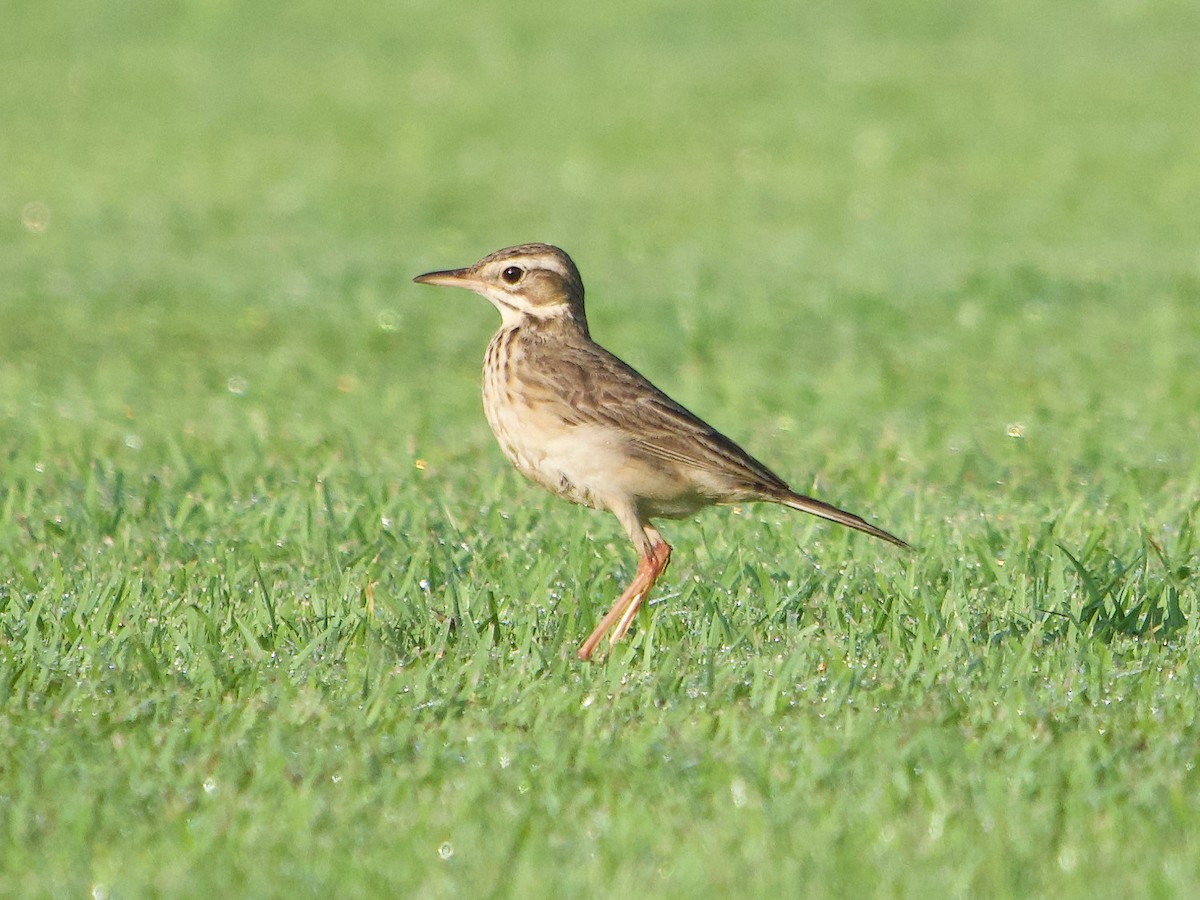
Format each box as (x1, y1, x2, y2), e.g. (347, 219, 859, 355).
(501, 266, 523, 284)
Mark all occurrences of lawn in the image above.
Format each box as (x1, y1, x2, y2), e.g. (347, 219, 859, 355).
(2, 0, 1199, 896)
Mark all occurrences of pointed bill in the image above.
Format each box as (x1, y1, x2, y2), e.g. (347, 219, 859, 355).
(412, 267, 478, 289)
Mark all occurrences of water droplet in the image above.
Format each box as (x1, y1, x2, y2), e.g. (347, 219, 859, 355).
(852, 125, 893, 169)
(22, 201, 51, 234)
(928, 812, 945, 841)
(956, 302, 981, 329)
(284, 272, 310, 299)
(730, 777, 749, 808)
(203, 777, 217, 794)
(378, 309, 400, 332)
(1058, 845, 1077, 872)
(438, 842, 454, 860)
(227, 376, 249, 396)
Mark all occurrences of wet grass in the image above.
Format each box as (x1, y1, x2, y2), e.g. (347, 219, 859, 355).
(3, 0, 1200, 896)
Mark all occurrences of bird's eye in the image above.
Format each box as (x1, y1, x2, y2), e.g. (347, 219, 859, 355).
(501, 266, 523, 284)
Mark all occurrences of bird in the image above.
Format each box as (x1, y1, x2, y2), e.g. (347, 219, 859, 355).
(413, 243, 910, 661)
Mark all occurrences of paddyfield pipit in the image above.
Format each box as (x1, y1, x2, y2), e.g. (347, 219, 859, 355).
(414, 243, 909, 661)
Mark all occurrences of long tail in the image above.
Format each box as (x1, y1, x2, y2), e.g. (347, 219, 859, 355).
(778, 491, 912, 551)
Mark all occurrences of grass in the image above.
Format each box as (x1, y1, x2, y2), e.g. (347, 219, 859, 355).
(3, 0, 1200, 895)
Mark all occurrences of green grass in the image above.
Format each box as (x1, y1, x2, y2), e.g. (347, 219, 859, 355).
(3, 0, 1200, 895)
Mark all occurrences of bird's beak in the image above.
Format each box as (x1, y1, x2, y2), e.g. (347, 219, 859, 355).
(412, 267, 477, 289)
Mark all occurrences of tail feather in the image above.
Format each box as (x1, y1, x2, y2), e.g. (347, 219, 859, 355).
(778, 491, 912, 551)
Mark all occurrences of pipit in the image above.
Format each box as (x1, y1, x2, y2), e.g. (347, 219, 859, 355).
(414, 243, 909, 661)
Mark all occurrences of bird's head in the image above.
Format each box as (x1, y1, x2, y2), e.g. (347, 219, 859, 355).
(414, 243, 588, 332)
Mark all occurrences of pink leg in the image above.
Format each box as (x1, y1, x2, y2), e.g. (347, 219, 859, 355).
(611, 539, 671, 644)
(577, 534, 672, 661)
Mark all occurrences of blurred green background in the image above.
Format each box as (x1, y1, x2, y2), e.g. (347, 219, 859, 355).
(2, 0, 1199, 896)
(5, 0, 1197, 467)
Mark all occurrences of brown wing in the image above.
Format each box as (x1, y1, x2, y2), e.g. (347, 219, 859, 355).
(525, 331, 794, 497)
(511, 326, 911, 548)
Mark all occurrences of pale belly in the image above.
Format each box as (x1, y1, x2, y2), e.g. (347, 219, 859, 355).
(483, 388, 608, 510)
(481, 387, 713, 520)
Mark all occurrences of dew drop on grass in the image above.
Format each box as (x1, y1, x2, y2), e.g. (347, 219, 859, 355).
(928, 813, 944, 842)
(438, 842, 454, 861)
(730, 778, 749, 808)
(1058, 845, 1078, 872)
(22, 200, 51, 233)
(203, 777, 217, 794)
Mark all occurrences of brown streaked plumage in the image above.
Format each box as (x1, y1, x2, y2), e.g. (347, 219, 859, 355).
(414, 243, 910, 661)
